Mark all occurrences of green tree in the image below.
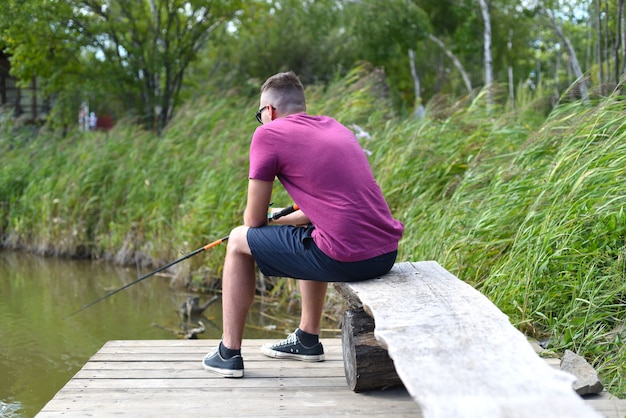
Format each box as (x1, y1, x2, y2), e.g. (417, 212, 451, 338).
(191, 0, 353, 96)
(0, 1, 83, 127)
(343, 0, 431, 110)
(0, 0, 241, 132)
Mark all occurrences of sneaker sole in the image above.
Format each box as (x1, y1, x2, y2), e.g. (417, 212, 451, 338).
(202, 361, 244, 378)
(260, 345, 325, 362)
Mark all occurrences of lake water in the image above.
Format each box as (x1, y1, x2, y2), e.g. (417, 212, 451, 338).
(0, 250, 328, 417)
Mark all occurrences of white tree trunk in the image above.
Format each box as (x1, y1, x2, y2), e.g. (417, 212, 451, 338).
(545, 7, 590, 103)
(507, 29, 514, 110)
(477, 0, 493, 105)
(595, 0, 604, 86)
(408, 49, 425, 118)
(428, 34, 473, 98)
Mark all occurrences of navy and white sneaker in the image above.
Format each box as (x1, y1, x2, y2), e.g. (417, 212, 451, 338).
(202, 347, 244, 378)
(261, 329, 325, 362)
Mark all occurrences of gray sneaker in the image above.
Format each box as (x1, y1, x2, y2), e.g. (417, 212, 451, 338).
(202, 347, 244, 378)
(261, 330, 325, 362)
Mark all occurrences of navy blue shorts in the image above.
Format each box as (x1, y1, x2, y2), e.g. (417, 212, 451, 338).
(246, 225, 397, 282)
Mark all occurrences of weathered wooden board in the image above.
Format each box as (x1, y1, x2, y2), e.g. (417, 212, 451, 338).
(335, 261, 603, 418)
(36, 339, 422, 417)
(36, 337, 626, 417)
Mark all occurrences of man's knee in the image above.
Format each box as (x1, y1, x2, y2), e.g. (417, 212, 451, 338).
(227, 226, 250, 254)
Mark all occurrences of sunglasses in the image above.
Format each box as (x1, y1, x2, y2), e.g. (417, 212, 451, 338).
(255, 105, 275, 124)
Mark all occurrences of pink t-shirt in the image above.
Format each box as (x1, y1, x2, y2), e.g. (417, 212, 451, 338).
(249, 113, 404, 262)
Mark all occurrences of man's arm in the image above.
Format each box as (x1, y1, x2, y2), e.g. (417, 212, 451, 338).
(244, 179, 309, 227)
(244, 179, 273, 227)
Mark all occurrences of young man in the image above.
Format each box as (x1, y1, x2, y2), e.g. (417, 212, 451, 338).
(203, 71, 404, 378)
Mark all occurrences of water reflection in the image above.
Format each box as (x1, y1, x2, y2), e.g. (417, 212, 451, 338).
(0, 250, 308, 417)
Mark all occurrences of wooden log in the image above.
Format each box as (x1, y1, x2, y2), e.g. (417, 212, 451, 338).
(341, 307, 403, 392)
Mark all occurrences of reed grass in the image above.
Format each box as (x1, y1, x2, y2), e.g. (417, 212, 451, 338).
(1, 69, 624, 396)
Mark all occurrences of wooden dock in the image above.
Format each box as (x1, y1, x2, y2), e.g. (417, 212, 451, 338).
(37, 339, 626, 417)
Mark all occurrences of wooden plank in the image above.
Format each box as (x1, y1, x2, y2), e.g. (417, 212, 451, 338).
(37, 337, 624, 417)
(80, 360, 343, 371)
(335, 261, 603, 418)
(61, 377, 350, 390)
(584, 395, 626, 418)
(36, 339, 422, 417)
(72, 367, 346, 379)
(94, 340, 344, 354)
(37, 388, 420, 417)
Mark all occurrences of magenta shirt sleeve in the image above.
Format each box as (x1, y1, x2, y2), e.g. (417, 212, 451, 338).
(249, 128, 278, 182)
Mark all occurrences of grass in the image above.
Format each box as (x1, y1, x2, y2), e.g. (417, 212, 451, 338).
(1, 67, 625, 396)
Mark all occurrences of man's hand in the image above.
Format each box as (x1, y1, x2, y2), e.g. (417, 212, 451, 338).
(269, 207, 309, 226)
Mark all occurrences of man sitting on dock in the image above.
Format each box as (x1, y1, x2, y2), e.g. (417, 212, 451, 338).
(202, 71, 404, 378)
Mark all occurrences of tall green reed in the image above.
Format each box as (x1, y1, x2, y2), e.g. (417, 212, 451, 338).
(360, 87, 625, 396)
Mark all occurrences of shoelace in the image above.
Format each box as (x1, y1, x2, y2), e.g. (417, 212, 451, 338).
(273, 332, 298, 347)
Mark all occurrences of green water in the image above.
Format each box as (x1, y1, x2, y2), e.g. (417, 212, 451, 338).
(0, 250, 306, 417)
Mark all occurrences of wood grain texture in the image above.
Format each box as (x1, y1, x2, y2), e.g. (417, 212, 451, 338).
(341, 307, 402, 391)
(335, 261, 604, 418)
(35, 337, 626, 417)
(36, 339, 422, 417)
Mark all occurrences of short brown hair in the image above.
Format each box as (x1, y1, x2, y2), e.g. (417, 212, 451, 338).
(260, 71, 306, 114)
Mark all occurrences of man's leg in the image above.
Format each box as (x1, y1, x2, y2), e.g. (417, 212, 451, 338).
(260, 279, 327, 361)
(298, 280, 328, 335)
(202, 226, 251, 377)
(221, 225, 256, 350)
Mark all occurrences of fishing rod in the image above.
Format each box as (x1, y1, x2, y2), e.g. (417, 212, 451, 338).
(64, 204, 299, 319)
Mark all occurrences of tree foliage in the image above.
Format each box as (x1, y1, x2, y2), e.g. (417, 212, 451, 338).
(341, 0, 431, 108)
(191, 0, 354, 94)
(2, 0, 626, 129)
(0, 0, 241, 131)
